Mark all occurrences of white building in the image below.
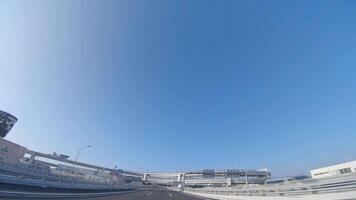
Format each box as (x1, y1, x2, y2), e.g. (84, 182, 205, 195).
(311, 160, 356, 179)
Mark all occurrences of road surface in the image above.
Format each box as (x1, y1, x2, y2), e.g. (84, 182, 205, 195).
(0, 189, 211, 200)
(93, 190, 209, 200)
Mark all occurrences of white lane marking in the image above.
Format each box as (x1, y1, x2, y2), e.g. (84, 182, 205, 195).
(146, 192, 152, 196)
(0, 189, 140, 197)
(169, 192, 173, 198)
(183, 192, 213, 200)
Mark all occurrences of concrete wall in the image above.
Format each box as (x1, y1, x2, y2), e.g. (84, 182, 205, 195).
(0, 139, 26, 164)
(184, 190, 356, 200)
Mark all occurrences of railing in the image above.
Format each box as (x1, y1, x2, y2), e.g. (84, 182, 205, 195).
(0, 161, 119, 190)
(184, 173, 356, 197)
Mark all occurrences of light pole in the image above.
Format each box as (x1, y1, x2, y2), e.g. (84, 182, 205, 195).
(72, 145, 91, 174)
(252, 155, 262, 169)
(75, 145, 91, 163)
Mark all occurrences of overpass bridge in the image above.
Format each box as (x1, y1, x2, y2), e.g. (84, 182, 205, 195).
(26, 149, 143, 178)
(143, 169, 271, 187)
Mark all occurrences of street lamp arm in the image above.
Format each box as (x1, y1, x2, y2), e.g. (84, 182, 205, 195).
(75, 145, 91, 162)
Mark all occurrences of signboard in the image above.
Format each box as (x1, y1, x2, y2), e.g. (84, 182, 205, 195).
(0, 110, 17, 138)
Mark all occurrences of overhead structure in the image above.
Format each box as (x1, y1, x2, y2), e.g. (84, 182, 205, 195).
(143, 169, 271, 187)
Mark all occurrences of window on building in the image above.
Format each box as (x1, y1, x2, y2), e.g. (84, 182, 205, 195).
(340, 168, 352, 174)
(344, 168, 352, 173)
(314, 171, 328, 176)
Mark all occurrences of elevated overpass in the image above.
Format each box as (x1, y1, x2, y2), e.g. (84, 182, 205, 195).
(26, 149, 144, 178)
(143, 169, 271, 187)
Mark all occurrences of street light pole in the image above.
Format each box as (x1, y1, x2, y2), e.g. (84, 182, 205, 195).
(252, 155, 262, 169)
(72, 145, 91, 174)
(75, 145, 91, 163)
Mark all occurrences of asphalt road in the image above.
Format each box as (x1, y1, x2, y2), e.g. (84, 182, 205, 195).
(0, 189, 210, 200)
(93, 190, 208, 200)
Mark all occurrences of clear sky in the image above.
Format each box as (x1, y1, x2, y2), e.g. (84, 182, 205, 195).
(1, 0, 356, 177)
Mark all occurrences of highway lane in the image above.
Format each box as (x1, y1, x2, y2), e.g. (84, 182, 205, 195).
(92, 190, 211, 200)
(0, 189, 211, 200)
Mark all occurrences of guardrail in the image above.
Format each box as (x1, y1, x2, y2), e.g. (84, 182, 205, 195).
(184, 173, 356, 197)
(0, 161, 123, 190)
(0, 189, 140, 198)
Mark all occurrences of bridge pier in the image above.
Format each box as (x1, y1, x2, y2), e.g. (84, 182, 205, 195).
(226, 177, 232, 187)
(143, 173, 147, 182)
(178, 173, 185, 191)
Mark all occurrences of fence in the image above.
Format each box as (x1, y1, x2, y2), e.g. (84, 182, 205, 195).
(184, 173, 356, 197)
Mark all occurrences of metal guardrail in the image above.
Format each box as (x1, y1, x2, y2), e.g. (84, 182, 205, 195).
(0, 161, 120, 190)
(185, 173, 356, 197)
(0, 189, 140, 198)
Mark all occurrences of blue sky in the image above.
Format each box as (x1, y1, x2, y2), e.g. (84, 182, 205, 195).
(1, 0, 356, 177)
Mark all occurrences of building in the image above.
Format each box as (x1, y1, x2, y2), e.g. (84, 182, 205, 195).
(0, 138, 26, 164)
(310, 160, 356, 179)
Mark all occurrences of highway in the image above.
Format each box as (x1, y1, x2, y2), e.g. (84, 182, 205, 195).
(93, 190, 209, 200)
(0, 188, 210, 200)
